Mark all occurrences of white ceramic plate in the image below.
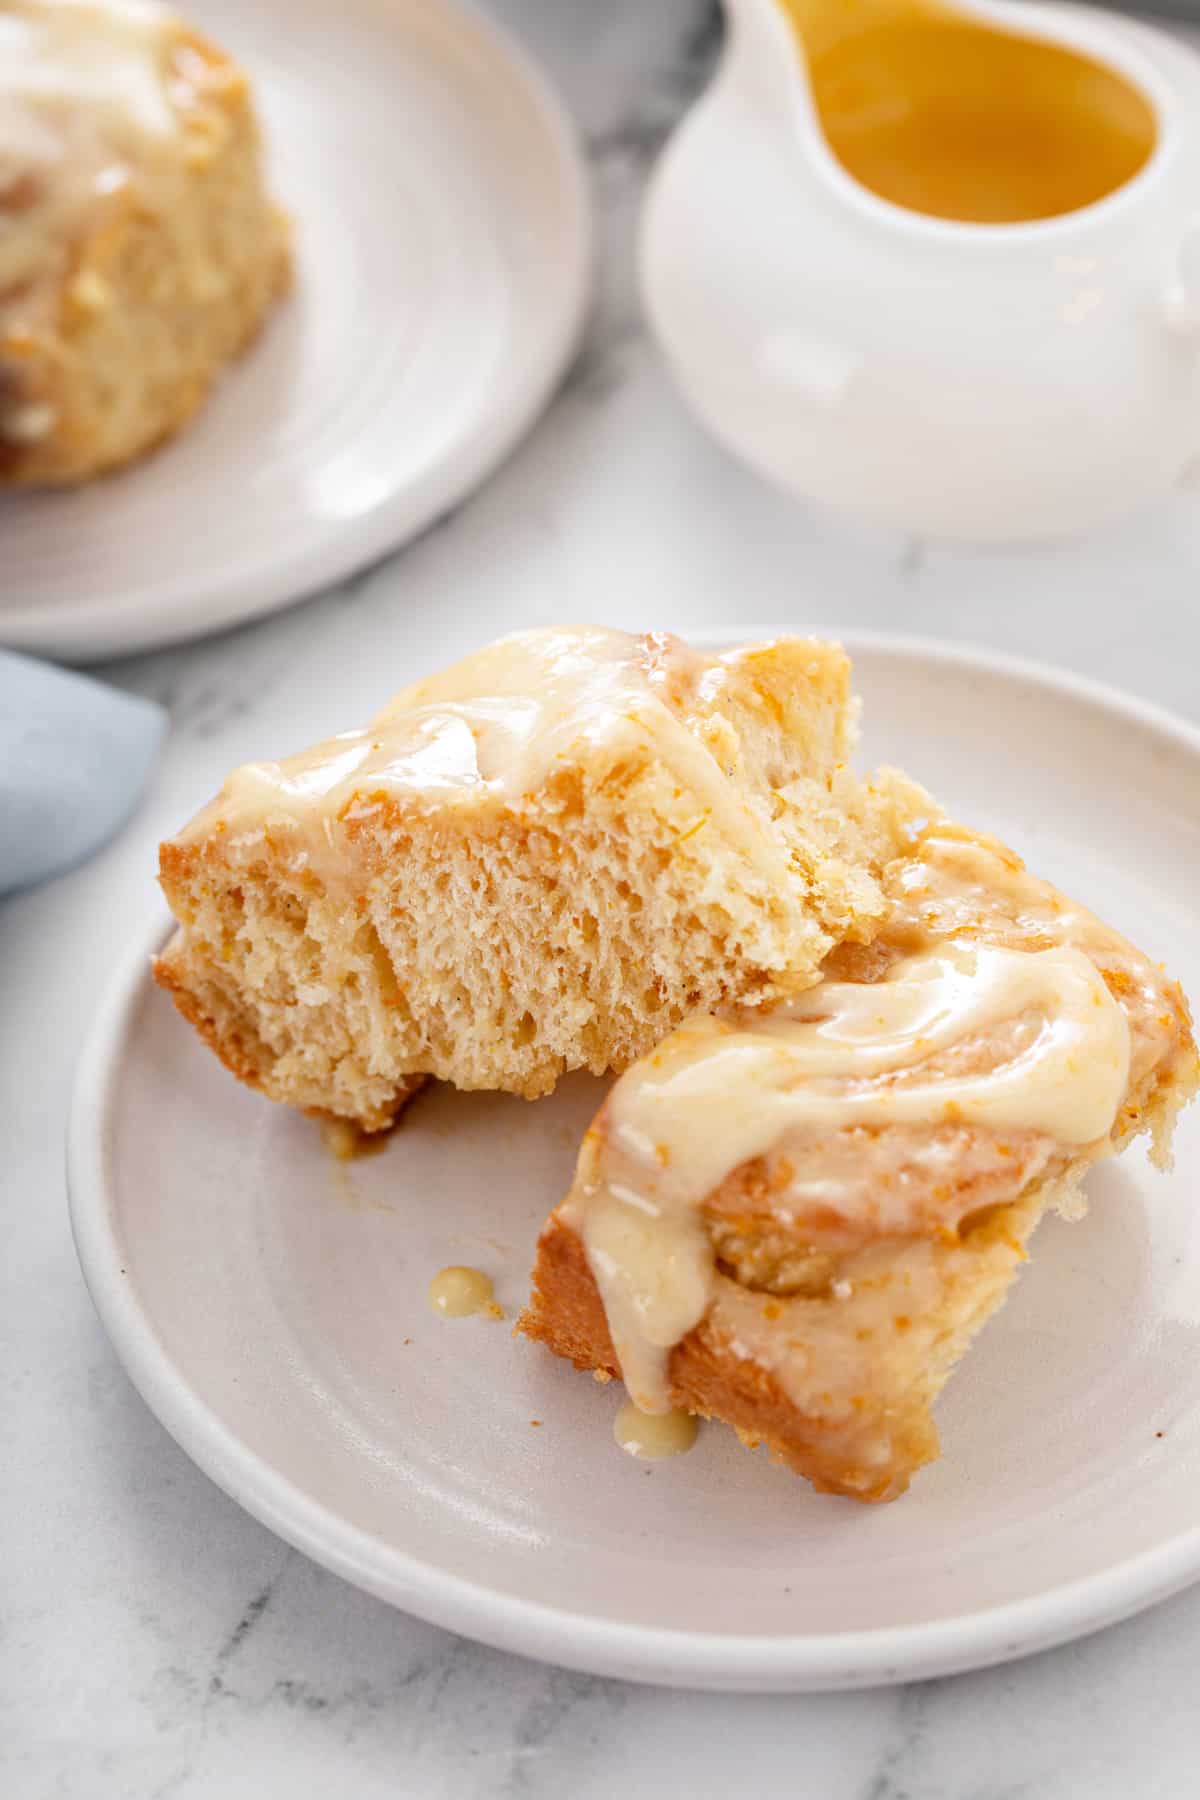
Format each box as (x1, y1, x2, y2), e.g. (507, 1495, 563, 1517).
(0, 0, 589, 662)
(68, 635, 1200, 1691)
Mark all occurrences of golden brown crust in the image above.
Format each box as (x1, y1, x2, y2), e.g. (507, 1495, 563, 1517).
(152, 947, 425, 1132)
(153, 947, 270, 1097)
(519, 1212, 968, 1502)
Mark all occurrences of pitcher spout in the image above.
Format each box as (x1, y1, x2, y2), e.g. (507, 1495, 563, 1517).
(718, 0, 812, 126)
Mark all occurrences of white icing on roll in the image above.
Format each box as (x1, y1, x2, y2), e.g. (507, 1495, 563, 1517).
(565, 931, 1131, 1414)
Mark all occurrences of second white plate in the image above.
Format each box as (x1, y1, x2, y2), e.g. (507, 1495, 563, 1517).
(68, 636, 1200, 1689)
(0, 0, 590, 661)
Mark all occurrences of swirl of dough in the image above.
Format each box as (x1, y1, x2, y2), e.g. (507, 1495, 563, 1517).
(564, 941, 1130, 1413)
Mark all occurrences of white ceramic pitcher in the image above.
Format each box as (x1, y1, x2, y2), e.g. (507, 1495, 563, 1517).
(641, 0, 1200, 541)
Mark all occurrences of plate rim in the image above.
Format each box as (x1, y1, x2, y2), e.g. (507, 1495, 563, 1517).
(67, 631, 1200, 1691)
(1, 0, 592, 664)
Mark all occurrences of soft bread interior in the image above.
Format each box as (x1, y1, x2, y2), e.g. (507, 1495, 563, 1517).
(157, 638, 931, 1125)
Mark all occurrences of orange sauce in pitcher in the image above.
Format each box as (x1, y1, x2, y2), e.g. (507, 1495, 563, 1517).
(779, 0, 1157, 222)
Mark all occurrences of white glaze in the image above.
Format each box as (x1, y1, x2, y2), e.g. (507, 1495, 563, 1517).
(175, 627, 807, 897)
(0, 1, 180, 295)
(427, 1265, 499, 1319)
(613, 1399, 699, 1459)
(566, 939, 1129, 1412)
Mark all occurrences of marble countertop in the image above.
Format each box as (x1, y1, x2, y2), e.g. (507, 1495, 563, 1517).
(6, 1, 1200, 1793)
